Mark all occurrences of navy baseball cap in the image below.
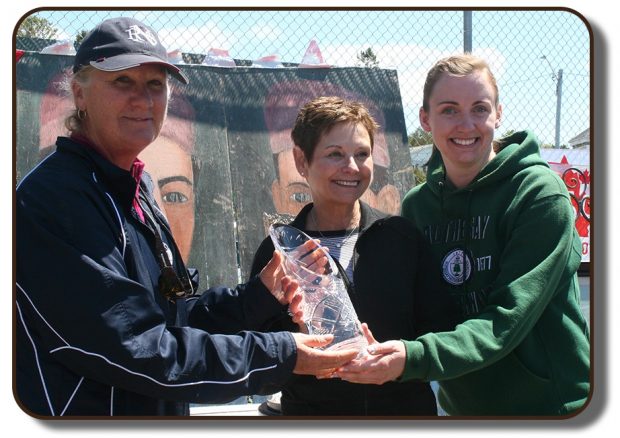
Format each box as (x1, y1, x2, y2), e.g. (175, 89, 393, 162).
(73, 17, 189, 84)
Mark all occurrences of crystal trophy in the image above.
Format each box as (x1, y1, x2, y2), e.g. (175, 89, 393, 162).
(269, 223, 368, 353)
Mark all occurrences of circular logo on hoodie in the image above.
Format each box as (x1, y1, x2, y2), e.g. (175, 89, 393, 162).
(442, 249, 472, 285)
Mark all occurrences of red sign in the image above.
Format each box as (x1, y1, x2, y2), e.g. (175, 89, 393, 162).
(548, 155, 590, 262)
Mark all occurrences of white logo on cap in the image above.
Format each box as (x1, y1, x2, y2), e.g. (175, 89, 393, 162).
(125, 25, 158, 46)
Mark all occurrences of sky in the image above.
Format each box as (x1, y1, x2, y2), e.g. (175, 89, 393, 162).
(26, 8, 590, 147)
(4, 0, 615, 436)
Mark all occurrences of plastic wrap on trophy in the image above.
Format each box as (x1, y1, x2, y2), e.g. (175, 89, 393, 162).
(269, 223, 368, 352)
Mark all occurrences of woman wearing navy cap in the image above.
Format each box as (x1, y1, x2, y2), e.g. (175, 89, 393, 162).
(15, 17, 357, 417)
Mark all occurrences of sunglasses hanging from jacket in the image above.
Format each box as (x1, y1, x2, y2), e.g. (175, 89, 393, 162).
(139, 200, 195, 302)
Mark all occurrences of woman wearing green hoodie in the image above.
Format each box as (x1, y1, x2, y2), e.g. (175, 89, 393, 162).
(337, 54, 590, 416)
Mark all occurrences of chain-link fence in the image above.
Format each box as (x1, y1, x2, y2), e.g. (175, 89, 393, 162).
(14, 8, 591, 412)
(16, 8, 590, 172)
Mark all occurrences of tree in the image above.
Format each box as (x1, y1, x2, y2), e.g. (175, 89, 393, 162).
(412, 167, 427, 185)
(408, 127, 433, 147)
(75, 30, 88, 47)
(17, 16, 58, 40)
(356, 48, 379, 68)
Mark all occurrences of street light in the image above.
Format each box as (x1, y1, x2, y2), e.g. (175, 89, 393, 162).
(540, 55, 563, 148)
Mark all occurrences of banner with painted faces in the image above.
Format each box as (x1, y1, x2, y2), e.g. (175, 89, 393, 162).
(16, 53, 414, 285)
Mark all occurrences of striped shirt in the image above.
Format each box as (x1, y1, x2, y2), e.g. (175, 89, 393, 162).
(306, 229, 359, 283)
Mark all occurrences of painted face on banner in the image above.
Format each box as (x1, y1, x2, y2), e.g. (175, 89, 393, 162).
(271, 146, 312, 215)
(40, 69, 195, 263)
(138, 134, 195, 262)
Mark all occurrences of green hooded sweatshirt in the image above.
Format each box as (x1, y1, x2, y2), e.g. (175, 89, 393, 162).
(400, 130, 590, 416)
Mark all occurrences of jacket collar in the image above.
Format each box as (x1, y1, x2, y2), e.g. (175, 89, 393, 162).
(56, 136, 139, 211)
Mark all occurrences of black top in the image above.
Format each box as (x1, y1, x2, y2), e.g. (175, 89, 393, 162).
(251, 202, 459, 416)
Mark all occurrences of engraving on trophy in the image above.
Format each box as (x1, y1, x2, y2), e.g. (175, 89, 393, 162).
(269, 223, 368, 352)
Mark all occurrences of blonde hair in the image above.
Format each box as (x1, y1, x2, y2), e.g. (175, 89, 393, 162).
(422, 54, 499, 111)
(62, 66, 94, 135)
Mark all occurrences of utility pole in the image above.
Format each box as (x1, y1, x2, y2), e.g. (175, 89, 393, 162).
(541, 55, 563, 148)
(555, 69, 564, 149)
(463, 11, 472, 53)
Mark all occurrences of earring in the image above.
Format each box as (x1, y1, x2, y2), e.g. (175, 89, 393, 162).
(77, 109, 87, 120)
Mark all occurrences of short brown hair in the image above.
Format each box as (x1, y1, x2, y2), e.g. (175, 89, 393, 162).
(291, 96, 379, 163)
(422, 54, 499, 111)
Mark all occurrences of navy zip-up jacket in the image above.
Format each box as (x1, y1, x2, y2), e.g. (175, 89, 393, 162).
(15, 137, 297, 417)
